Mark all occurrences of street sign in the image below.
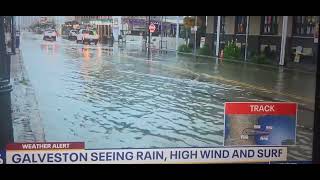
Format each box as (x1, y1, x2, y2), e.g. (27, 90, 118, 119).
(200, 37, 206, 48)
(149, 23, 156, 33)
(224, 102, 297, 146)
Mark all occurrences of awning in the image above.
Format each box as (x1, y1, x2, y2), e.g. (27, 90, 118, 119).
(90, 19, 113, 26)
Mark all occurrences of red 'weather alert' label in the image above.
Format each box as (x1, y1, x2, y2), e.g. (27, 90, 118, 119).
(6, 142, 85, 151)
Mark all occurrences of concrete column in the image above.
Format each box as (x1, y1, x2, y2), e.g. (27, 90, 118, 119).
(245, 16, 249, 61)
(206, 16, 208, 27)
(215, 16, 221, 57)
(279, 16, 288, 66)
(193, 16, 197, 55)
(176, 16, 180, 51)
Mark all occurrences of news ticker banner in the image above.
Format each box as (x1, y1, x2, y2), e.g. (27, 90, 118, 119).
(224, 102, 297, 146)
(2, 142, 287, 164)
(1, 102, 297, 164)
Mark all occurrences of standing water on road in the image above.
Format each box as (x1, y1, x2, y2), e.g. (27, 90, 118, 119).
(19, 32, 312, 160)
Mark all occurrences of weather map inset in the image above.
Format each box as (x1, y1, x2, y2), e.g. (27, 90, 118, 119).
(224, 102, 297, 146)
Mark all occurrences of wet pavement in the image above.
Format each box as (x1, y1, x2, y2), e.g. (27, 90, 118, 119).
(17, 32, 315, 161)
(10, 50, 45, 142)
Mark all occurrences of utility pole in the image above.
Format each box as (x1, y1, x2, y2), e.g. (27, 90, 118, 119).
(11, 16, 16, 55)
(244, 16, 249, 61)
(160, 16, 163, 50)
(0, 16, 14, 154)
(194, 16, 197, 56)
(148, 16, 151, 57)
(215, 16, 221, 57)
(175, 16, 180, 51)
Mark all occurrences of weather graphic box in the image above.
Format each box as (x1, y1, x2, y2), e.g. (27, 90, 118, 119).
(224, 102, 297, 146)
(0, 151, 5, 164)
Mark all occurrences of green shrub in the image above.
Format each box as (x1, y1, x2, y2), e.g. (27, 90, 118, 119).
(223, 41, 241, 60)
(251, 54, 271, 64)
(178, 44, 192, 53)
(198, 44, 211, 56)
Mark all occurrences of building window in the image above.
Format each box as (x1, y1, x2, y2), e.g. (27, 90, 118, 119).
(261, 16, 278, 35)
(214, 16, 225, 33)
(235, 16, 247, 34)
(293, 16, 318, 36)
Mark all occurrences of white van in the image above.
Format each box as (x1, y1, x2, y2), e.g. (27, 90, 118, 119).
(76, 29, 99, 45)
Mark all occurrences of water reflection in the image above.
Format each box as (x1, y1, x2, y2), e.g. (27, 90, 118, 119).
(274, 67, 284, 91)
(40, 41, 59, 55)
(82, 45, 90, 61)
(96, 45, 102, 59)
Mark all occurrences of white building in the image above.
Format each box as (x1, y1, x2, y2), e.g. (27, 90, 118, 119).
(112, 16, 122, 41)
(64, 16, 76, 22)
(16, 16, 40, 28)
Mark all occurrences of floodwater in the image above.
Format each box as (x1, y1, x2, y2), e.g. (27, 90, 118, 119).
(19, 32, 313, 161)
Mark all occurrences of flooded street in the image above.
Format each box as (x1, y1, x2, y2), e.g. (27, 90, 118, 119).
(18, 32, 313, 160)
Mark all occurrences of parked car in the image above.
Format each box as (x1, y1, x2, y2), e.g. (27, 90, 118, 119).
(43, 29, 57, 41)
(68, 29, 78, 40)
(35, 27, 44, 34)
(76, 29, 99, 45)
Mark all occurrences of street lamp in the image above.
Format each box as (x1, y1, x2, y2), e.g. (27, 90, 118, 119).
(194, 16, 197, 56)
(0, 16, 14, 152)
(147, 16, 151, 58)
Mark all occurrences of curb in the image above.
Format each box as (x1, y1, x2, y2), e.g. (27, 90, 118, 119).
(11, 50, 46, 142)
(176, 51, 316, 75)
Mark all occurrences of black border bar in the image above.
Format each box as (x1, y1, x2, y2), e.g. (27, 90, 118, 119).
(313, 24, 320, 163)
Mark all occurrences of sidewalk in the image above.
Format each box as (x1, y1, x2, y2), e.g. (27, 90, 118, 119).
(122, 40, 317, 72)
(175, 50, 317, 74)
(10, 50, 45, 142)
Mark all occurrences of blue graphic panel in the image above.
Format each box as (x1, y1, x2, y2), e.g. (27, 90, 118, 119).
(255, 115, 296, 145)
(0, 151, 5, 164)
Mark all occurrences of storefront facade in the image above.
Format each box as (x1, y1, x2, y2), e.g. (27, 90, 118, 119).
(121, 16, 183, 37)
(204, 16, 319, 69)
(89, 16, 113, 43)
